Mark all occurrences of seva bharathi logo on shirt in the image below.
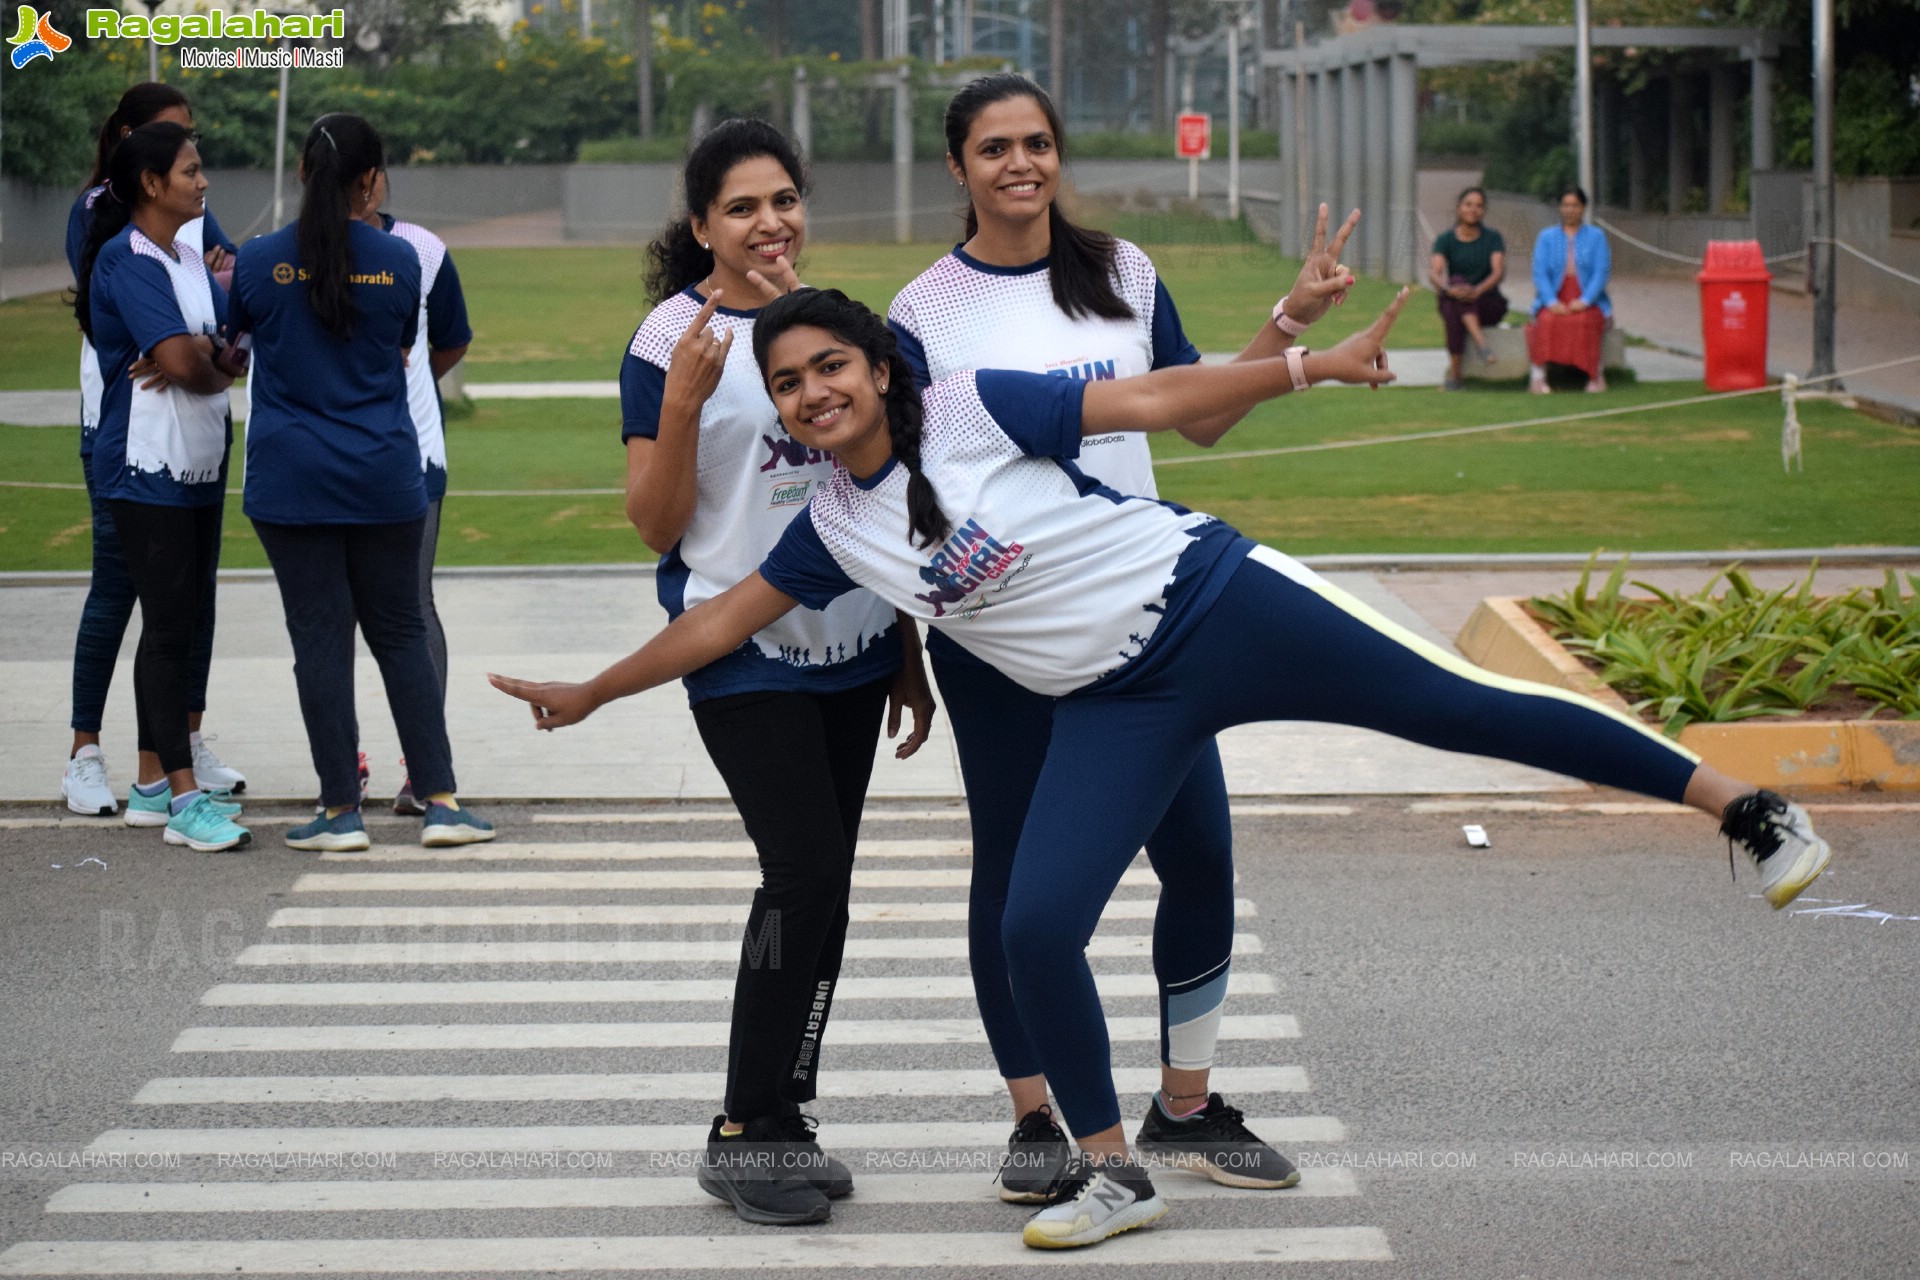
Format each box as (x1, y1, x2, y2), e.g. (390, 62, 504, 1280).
(8, 6, 72, 66)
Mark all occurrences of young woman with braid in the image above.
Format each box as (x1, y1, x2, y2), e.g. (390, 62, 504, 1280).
(60, 83, 246, 819)
(886, 72, 1356, 1199)
(491, 284, 1831, 1251)
(619, 119, 934, 1228)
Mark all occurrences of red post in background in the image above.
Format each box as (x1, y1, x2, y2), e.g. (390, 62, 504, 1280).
(1697, 241, 1774, 391)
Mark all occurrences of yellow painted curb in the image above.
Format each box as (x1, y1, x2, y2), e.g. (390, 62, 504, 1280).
(1457, 597, 1920, 791)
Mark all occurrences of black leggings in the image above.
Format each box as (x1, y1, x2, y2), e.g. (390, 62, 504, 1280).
(106, 500, 222, 776)
(691, 677, 892, 1124)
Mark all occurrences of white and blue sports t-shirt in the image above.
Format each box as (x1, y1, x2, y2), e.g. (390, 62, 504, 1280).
(621, 288, 901, 705)
(384, 215, 472, 503)
(86, 226, 231, 508)
(68, 186, 235, 449)
(229, 220, 424, 525)
(759, 370, 1252, 699)
(886, 238, 1199, 501)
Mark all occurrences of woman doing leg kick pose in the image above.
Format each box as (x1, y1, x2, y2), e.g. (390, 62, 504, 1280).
(619, 119, 935, 1228)
(886, 71, 1360, 1202)
(490, 286, 1831, 1252)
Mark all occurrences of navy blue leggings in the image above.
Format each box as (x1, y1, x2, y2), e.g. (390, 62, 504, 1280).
(1003, 547, 1700, 1137)
(932, 645, 1237, 1081)
(70, 463, 217, 733)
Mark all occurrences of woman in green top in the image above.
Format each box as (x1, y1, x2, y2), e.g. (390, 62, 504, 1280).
(1428, 186, 1507, 389)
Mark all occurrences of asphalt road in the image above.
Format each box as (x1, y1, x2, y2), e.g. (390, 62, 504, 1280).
(2, 797, 1916, 1279)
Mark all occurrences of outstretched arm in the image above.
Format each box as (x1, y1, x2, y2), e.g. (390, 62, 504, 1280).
(489, 573, 799, 729)
(1081, 288, 1410, 436)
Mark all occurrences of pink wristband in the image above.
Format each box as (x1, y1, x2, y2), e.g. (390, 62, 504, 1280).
(1272, 297, 1310, 338)
(1284, 345, 1310, 392)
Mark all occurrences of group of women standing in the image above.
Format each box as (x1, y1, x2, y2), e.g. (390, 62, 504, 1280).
(492, 74, 1833, 1252)
(65, 84, 489, 852)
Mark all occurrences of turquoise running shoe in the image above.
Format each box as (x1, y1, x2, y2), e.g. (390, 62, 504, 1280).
(126, 784, 240, 827)
(285, 808, 371, 853)
(163, 793, 252, 852)
(421, 802, 495, 847)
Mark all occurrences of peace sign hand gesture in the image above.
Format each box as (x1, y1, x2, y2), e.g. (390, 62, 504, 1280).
(1282, 204, 1361, 329)
(1314, 288, 1411, 388)
(662, 289, 734, 413)
(743, 252, 803, 304)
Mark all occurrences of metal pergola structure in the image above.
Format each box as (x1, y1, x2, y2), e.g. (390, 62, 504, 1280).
(1262, 24, 1782, 283)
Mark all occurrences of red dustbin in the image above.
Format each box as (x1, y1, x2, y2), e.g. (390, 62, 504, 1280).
(1696, 241, 1772, 390)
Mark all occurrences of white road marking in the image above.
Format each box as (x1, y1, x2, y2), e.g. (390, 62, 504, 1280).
(315, 840, 978, 862)
(265, 899, 1259, 928)
(290, 868, 1164, 892)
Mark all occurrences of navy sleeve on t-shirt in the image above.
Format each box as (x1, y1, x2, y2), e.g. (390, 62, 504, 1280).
(758, 507, 863, 610)
(889, 319, 932, 389)
(99, 251, 193, 356)
(202, 208, 237, 256)
(974, 369, 1085, 459)
(620, 349, 667, 441)
(425, 253, 472, 350)
(1147, 278, 1201, 370)
(65, 191, 96, 279)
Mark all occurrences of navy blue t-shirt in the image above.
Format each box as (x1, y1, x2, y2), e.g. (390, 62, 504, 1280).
(228, 221, 424, 524)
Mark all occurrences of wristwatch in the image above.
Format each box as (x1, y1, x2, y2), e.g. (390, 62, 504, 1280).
(1284, 345, 1310, 392)
(1271, 296, 1310, 338)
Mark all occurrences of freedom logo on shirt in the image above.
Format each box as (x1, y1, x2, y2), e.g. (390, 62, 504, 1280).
(914, 518, 1026, 618)
(768, 479, 812, 508)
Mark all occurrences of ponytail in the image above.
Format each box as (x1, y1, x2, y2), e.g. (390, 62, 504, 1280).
(645, 118, 807, 304)
(72, 122, 194, 343)
(297, 113, 385, 340)
(88, 82, 191, 190)
(752, 288, 950, 549)
(946, 73, 1133, 323)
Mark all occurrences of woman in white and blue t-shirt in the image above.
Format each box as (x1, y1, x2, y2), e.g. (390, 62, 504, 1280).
(617, 119, 932, 1228)
(358, 169, 473, 816)
(492, 286, 1829, 1252)
(60, 82, 246, 820)
(70, 121, 251, 852)
(229, 113, 491, 853)
(887, 73, 1355, 1199)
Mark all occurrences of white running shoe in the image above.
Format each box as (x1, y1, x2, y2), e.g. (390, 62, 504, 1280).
(1022, 1153, 1167, 1250)
(1721, 790, 1832, 909)
(61, 745, 117, 816)
(191, 733, 247, 795)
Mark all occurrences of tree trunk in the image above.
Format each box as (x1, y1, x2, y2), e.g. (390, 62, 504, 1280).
(1049, 0, 1066, 101)
(1149, 0, 1169, 131)
(635, 0, 653, 139)
(767, 0, 786, 59)
(861, 0, 879, 60)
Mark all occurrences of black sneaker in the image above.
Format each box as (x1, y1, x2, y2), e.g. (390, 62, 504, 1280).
(778, 1111, 853, 1199)
(996, 1104, 1073, 1204)
(1135, 1092, 1301, 1189)
(694, 1114, 832, 1225)
(1022, 1151, 1167, 1249)
(1721, 789, 1832, 909)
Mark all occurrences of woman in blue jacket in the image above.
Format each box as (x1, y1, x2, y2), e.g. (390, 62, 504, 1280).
(1526, 186, 1611, 394)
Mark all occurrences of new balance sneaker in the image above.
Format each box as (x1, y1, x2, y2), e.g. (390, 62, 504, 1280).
(422, 802, 495, 847)
(695, 1114, 832, 1226)
(126, 783, 242, 828)
(996, 1105, 1073, 1203)
(190, 733, 246, 794)
(1022, 1152, 1166, 1250)
(1136, 1092, 1301, 1189)
(62, 746, 117, 816)
(392, 762, 426, 817)
(163, 793, 251, 852)
(777, 1112, 853, 1199)
(285, 809, 371, 853)
(1722, 790, 1832, 909)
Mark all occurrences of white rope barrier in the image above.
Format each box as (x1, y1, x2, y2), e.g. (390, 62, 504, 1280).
(1592, 217, 1806, 267)
(1817, 239, 1920, 289)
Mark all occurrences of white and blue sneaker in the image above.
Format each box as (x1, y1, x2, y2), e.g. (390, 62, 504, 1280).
(61, 746, 118, 816)
(285, 809, 371, 853)
(422, 801, 495, 848)
(1022, 1153, 1167, 1250)
(163, 793, 252, 852)
(1722, 790, 1832, 909)
(127, 783, 241, 827)
(190, 733, 247, 794)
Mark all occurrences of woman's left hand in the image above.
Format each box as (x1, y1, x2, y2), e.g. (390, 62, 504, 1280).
(488, 673, 602, 731)
(886, 660, 937, 760)
(1281, 204, 1360, 328)
(743, 253, 803, 304)
(129, 356, 172, 391)
(1567, 299, 1588, 313)
(203, 245, 233, 274)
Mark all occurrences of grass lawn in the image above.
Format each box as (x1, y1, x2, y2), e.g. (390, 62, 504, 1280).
(5, 383, 1915, 570)
(0, 237, 1442, 390)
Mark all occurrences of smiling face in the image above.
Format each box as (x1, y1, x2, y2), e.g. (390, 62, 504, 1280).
(763, 324, 893, 471)
(949, 94, 1061, 235)
(143, 140, 208, 221)
(690, 154, 805, 290)
(1456, 190, 1485, 228)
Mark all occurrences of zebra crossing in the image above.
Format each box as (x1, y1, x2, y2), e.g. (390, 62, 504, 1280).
(0, 821, 1392, 1275)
